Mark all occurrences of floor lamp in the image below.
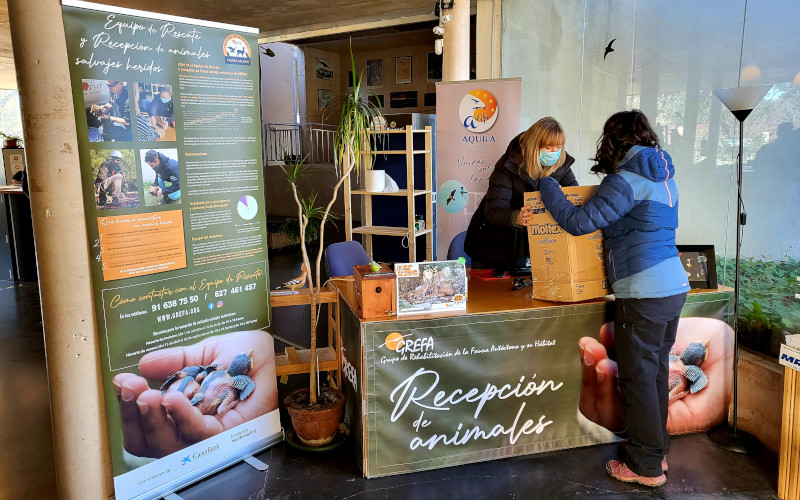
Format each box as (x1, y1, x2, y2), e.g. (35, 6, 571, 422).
(708, 83, 772, 454)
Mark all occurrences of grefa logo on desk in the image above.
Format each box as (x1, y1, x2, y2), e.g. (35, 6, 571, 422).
(381, 332, 434, 355)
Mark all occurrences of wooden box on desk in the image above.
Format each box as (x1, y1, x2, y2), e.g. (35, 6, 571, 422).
(353, 264, 396, 318)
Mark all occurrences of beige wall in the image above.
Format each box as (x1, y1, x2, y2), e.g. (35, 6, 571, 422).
(343, 43, 438, 116)
(738, 349, 783, 453)
(303, 47, 341, 125)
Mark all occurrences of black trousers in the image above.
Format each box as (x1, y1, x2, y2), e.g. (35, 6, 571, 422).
(614, 293, 687, 477)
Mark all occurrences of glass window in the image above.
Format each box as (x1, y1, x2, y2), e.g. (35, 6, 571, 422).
(502, 0, 800, 357)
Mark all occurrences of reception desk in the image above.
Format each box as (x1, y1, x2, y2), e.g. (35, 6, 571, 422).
(333, 277, 733, 478)
(0, 185, 36, 282)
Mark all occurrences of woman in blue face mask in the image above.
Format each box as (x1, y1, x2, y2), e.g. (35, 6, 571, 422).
(464, 116, 578, 275)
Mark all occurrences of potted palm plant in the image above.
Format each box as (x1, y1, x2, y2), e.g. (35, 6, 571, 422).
(282, 45, 383, 446)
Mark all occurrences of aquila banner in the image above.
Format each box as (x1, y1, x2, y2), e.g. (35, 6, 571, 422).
(349, 292, 732, 477)
(62, 2, 280, 498)
(435, 78, 521, 259)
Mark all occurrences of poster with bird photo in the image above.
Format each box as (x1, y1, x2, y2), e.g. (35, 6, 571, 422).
(395, 260, 467, 315)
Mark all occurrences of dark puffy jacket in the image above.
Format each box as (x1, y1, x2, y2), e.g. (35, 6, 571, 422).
(154, 152, 181, 195)
(464, 133, 578, 269)
(540, 145, 688, 299)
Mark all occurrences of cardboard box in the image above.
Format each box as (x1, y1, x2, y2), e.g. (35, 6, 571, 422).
(525, 186, 609, 302)
(354, 264, 397, 318)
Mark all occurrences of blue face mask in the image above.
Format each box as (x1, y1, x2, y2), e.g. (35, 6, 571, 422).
(161, 97, 171, 104)
(540, 148, 562, 167)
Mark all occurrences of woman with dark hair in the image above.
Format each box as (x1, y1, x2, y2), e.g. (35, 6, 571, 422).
(539, 110, 688, 487)
(464, 116, 578, 274)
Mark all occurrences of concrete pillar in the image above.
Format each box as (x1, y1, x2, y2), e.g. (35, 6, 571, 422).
(442, 0, 470, 82)
(7, 0, 113, 498)
(476, 0, 502, 80)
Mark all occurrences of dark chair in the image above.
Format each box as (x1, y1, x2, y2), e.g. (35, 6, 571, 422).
(325, 240, 370, 277)
(446, 231, 471, 266)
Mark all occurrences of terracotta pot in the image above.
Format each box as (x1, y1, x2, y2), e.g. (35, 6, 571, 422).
(284, 387, 345, 446)
(3, 139, 19, 148)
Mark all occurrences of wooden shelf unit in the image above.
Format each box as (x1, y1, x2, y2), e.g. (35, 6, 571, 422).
(270, 285, 341, 388)
(343, 125, 433, 263)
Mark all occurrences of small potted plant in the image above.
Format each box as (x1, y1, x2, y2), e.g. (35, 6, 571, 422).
(282, 44, 383, 446)
(0, 132, 23, 149)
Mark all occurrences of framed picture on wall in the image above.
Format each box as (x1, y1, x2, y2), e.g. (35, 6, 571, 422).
(424, 92, 436, 107)
(366, 59, 383, 87)
(318, 88, 331, 109)
(676, 244, 718, 289)
(427, 51, 443, 82)
(395, 56, 412, 84)
(389, 91, 418, 109)
(315, 57, 334, 80)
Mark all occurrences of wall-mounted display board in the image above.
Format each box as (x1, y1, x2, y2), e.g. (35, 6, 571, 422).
(62, 2, 280, 498)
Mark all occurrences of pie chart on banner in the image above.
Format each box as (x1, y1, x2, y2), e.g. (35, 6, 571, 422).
(237, 195, 259, 220)
(438, 180, 469, 214)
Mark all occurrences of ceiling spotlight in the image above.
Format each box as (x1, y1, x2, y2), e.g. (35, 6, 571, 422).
(433, 0, 454, 17)
(433, 26, 445, 36)
(441, 13, 452, 24)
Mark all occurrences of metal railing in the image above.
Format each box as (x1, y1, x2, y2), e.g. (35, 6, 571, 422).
(263, 122, 336, 165)
(263, 123, 301, 164)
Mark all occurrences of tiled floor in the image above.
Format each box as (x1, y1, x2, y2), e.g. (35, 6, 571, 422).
(0, 279, 781, 500)
(0, 282, 58, 499)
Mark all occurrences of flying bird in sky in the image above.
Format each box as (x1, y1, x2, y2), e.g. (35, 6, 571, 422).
(604, 39, 616, 60)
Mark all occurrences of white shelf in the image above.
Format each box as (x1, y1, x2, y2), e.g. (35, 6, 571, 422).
(352, 226, 433, 237)
(368, 129, 432, 134)
(365, 149, 431, 155)
(351, 189, 430, 197)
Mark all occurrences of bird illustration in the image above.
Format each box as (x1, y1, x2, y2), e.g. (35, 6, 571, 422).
(276, 264, 307, 293)
(446, 189, 457, 205)
(604, 39, 616, 60)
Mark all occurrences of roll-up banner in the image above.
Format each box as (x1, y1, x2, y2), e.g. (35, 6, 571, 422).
(435, 79, 522, 259)
(61, 2, 280, 498)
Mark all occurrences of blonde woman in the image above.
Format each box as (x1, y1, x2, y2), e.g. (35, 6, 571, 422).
(464, 116, 578, 274)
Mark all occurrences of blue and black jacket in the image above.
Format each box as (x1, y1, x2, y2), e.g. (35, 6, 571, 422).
(154, 152, 181, 195)
(539, 145, 688, 299)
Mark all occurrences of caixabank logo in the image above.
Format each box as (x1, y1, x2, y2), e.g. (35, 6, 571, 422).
(223, 34, 251, 65)
(459, 89, 498, 133)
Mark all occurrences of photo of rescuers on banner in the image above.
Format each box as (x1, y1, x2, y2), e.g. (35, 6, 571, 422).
(62, 3, 279, 498)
